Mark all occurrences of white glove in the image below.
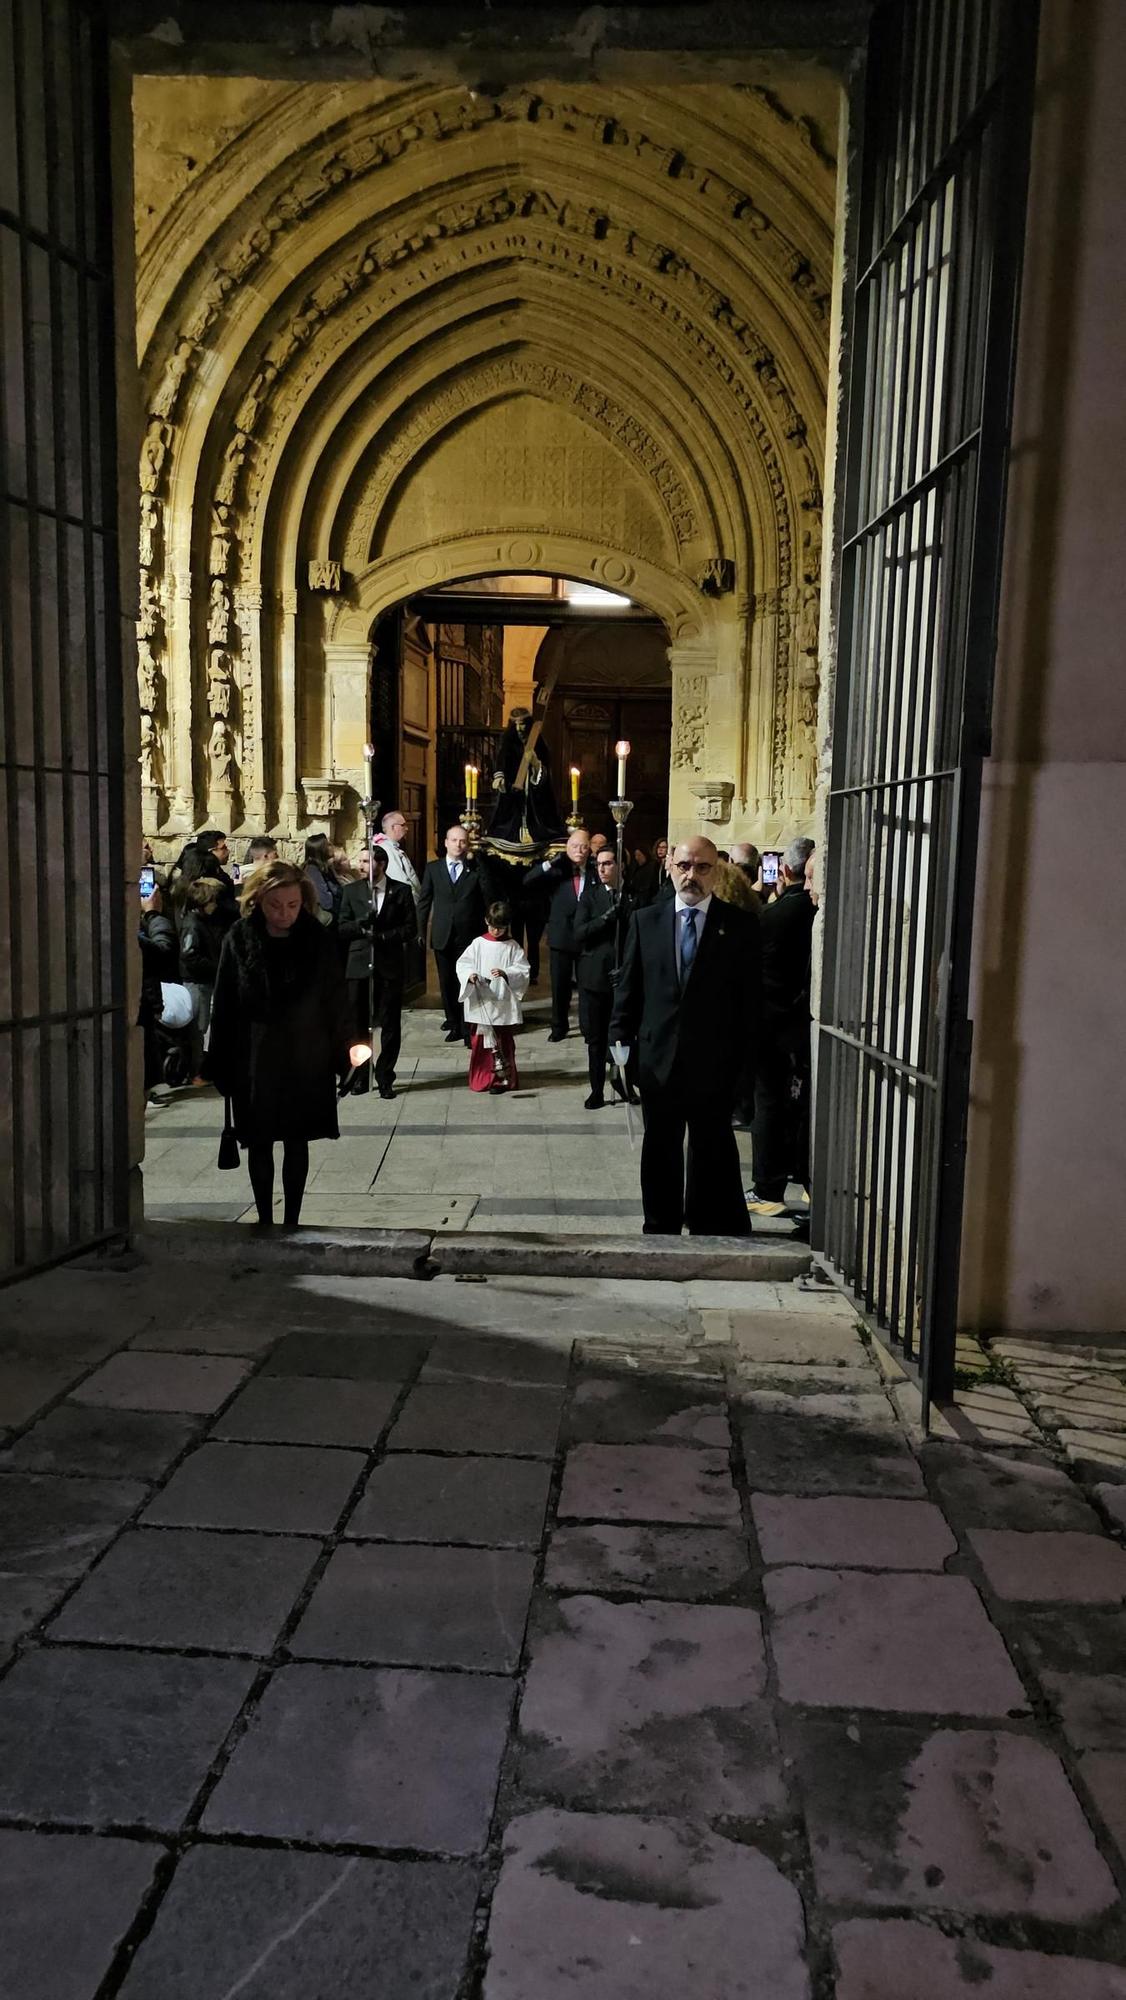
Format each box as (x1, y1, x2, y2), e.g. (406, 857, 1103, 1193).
(610, 1042, 631, 1068)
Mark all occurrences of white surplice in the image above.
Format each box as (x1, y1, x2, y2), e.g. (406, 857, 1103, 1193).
(455, 934, 530, 1046)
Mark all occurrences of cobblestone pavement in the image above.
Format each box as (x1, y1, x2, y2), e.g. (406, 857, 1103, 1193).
(1, 1259, 1125, 1997)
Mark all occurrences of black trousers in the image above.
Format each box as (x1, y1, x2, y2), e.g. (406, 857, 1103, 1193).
(579, 988, 638, 1098)
(348, 971, 403, 1092)
(751, 1027, 810, 1200)
(549, 948, 577, 1034)
(639, 1070, 751, 1236)
(433, 944, 466, 1037)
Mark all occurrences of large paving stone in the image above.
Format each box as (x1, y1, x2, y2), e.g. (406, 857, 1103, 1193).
(765, 1569, 1027, 1714)
(290, 1543, 535, 1670)
(484, 1808, 809, 2000)
(833, 1919, 1126, 2000)
(1080, 1750, 1126, 1864)
(70, 1352, 252, 1415)
(1039, 1671, 1126, 1750)
(421, 1332, 572, 1385)
(564, 1376, 728, 1447)
(50, 1529, 317, 1654)
(0, 1647, 255, 1831)
(724, 1309, 867, 1367)
(544, 1523, 752, 1601)
(557, 1444, 740, 1526)
(202, 1662, 511, 1853)
(128, 1320, 281, 1355)
(387, 1381, 564, 1457)
(790, 1717, 1116, 1919)
(0, 1405, 200, 1481)
(0, 1473, 147, 1643)
(345, 1453, 552, 1547)
(0, 1828, 160, 2000)
(969, 1528, 1126, 1603)
(211, 1376, 400, 1447)
(142, 1442, 365, 1533)
(117, 1844, 477, 1999)
(920, 1443, 1102, 1533)
(739, 1400, 924, 1497)
(518, 1594, 782, 1818)
(0, 1363, 82, 1429)
(263, 1329, 432, 1380)
(752, 1495, 956, 1571)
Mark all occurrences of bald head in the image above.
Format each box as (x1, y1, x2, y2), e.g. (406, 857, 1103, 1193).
(671, 836, 719, 904)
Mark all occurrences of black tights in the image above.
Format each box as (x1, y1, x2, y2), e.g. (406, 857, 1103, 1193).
(247, 1140, 310, 1226)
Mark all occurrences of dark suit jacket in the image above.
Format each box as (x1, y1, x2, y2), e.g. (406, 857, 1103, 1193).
(416, 858, 487, 953)
(337, 878, 416, 982)
(609, 895, 762, 1095)
(761, 883, 815, 1031)
(574, 881, 636, 995)
(524, 855, 598, 953)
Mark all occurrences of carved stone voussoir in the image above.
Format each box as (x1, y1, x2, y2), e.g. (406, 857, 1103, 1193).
(689, 780, 735, 825)
(307, 558, 343, 593)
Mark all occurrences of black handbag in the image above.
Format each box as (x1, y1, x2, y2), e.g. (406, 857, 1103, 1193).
(217, 1098, 240, 1170)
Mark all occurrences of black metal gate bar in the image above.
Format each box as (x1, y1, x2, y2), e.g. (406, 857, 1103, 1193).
(0, 0, 127, 1281)
(813, 0, 1040, 1415)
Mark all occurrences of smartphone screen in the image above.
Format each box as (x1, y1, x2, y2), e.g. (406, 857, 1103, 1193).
(139, 866, 156, 897)
(230, 862, 242, 886)
(762, 853, 780, 885)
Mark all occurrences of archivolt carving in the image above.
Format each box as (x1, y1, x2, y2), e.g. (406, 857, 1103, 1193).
(672, 675, 709, 773)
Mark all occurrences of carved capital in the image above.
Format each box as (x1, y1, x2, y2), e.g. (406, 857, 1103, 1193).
(300, 776, 347, 834)
(307, 558, 343, 593)
(689, 780, 735, 825)
(696, 556, 735, 597)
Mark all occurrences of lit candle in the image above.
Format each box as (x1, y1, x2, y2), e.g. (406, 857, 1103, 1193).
(570, 765, 580, 808)
(470, 765, 478, 801)
(465, 761, 473, 801)
(363, 741, 374, 793)
(615, 738, 631, 798)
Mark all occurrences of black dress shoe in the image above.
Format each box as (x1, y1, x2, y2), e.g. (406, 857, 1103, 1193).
(378, 1083, 396, 1100)
(584, 1092, 606, 1110)
(444, 1030, 461, 1043)
(548, 1028, 567, 1042)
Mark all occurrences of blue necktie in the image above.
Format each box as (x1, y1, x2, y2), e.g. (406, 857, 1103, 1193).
(449, 862, 460, 883)
(681, 906, 698, 975)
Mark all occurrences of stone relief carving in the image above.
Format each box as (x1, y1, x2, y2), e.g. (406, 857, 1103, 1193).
(696, 556, 735, 596)
(689, 780, 735, 824)
(207, 717, 235, 794)
(307, 558, 342, 592)
(208, 578, 230, 645)
(672, 675, 708, 773)
(207, 648, 234, 719)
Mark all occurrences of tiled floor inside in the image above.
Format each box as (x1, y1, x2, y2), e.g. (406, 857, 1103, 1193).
(1, 1257, 1125, 1996)
(141, 989, 803, 1234)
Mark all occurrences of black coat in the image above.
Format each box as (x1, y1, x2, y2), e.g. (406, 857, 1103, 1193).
(194, 853, 239, 932)
(574, 881, 636, 995)
(205, 909, 351, 1144)
(524, 854, 598, 953)
(416, 858, 487, 954)
(337, 878, 416, 982)
(760, 883, 815, 1033)
(609, 895, 762, 1095)
(179, 906, 224, 985)
(137, 912, 178, 1026)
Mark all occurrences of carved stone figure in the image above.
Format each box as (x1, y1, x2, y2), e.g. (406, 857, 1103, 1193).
(209, 527, 231, 580)
(234, 362, 277, 436)
(208, 580, 230, 646)
(801, 508, 823, 585)
(150, 339, 193, 423)
(307, 558, 342, 593)
(207, 648, 233, 718)
(215, 434, 249, 509)
(672, 676, 708, 772)
(696, 557, 735, 597)
(796, 584, 819, 657)
(139, 421, 169, 495)
(138, 494, 159, 571)
(137, 638, 159, 712)
(139, 710, 159, 788)
(207, 718, 234, 790)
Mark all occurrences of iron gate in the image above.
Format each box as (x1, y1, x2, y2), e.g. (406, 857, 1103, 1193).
(0, 0, 129, 1280)
(813, 0, 1040, 1410)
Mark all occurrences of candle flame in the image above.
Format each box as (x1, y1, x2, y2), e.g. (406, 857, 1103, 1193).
(363, 743, 374, 758)
(615, 739, 631, 758)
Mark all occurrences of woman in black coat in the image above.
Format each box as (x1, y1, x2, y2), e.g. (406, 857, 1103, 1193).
(206, 861, 356, 1228)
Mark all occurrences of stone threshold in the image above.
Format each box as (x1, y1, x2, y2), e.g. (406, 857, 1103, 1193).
(132, 1220, 811, 1284)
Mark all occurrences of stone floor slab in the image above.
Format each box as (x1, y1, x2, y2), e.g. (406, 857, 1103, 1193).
(833, 1919, 1126, 2000)
(969, 1527, 1126, 1602)
(752, 1495, 956, 1571)
(1098, 1482, 1126, 1530)
(0, 1646, 255, 1831)
(128, 1320, 281, 1355)
(518, 1594, 782, 1818)
(0, 1406, 200, 1481)
(211, 1376, 400, 1447)
(0, 1474, 148, 1644)
(739, 1405, 924, 1497)
(117, 1844, 477, 2000)
(1039, 1670, 1126, 1750)
(1079, 1749, 1126, 1863)
(0, 1828, 161, 2000)
(557, 1443, 740, 1525)
(564, 1375, 728, 1447)
(765, 1569, 1027, 1713)
(387, 1381, 564, 1457)
(723, 1309, 867, 1368)
(420, 1332, 572, 1385)
(141, 1442, 365, 1533)
(202, 1662, 511, 1853)
(263, 1329, 432, 1381)
(290, 1543, 535, 1670)
(790, 1717, 1116, 1918)
(544, 1523, 752, 1601)
(920, 1444, 1102, 1533)
(50, 1529, 317, 1654)
(69, 1352, 251, 1415)
(484, 1808, 809, 2000)
(345, 1453, 552, 1547)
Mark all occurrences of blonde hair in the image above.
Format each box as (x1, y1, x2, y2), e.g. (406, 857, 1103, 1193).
(713, 858, 761, 913)
(239, 858, 318, 919)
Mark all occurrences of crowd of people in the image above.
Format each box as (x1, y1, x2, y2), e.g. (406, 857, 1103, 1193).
(136, 810, 818, 1236)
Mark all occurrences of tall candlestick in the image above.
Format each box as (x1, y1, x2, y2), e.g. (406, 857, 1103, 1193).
(363, 741, 374, 796)
(614, 738, 630, 798)
(464, 761, 473, 801)
(570, 765, 580, 808)
(470, 765, 478, 801)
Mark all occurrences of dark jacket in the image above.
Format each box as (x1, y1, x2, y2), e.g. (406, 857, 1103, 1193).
(628, 858, 662, 907)
(417, 857, 487, 954)
(760, 882, 815, 1036)
(609, 895, 762, 1095)
(179, 906, 224, 986)
(193, 852, 239, 932)
(137, 912, 178, 1026)
(524, 854, 598, 953)
(205, 909, 351, 1144)
(337, 877, 416, 983)
(574, 880, 636, 995)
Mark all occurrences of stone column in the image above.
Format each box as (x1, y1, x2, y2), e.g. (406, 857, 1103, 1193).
(275, 586, 302, 834)
(163, 564, 197, 832)
(324, 641, 372, 795)
(233, 585, 268, 832)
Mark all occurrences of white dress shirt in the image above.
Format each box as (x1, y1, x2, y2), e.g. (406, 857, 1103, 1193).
(674, 891, 712, 979)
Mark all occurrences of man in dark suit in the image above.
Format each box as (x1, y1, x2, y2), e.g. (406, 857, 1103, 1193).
(749, 838, 817, 1213)
(417, 825, 487, 1044)
(337, 846, 416, 1098)
(574, 846, 638, 1109)
(610, 835, 761, 1236)
(523, 827, 594, 1040)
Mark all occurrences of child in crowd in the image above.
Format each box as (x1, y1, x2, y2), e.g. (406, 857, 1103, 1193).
(455, 901, 530, 1094)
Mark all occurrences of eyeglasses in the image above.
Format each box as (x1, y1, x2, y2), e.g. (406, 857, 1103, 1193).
(672, 860, 714, 874)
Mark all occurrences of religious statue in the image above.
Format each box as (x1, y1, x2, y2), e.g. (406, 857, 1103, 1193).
(139, 710, 159, 788)
(207, 648, 232, 719)
(215, 434, 249, 509)
(139, 421, 168, 496)
(137, 638, 159, 712)
(150, 339, 193, 423)
(138, 493, 159, 571)
(207, 717, 234, 790)
(485, 706, 565, 854)
(208, 579, 230, 646)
